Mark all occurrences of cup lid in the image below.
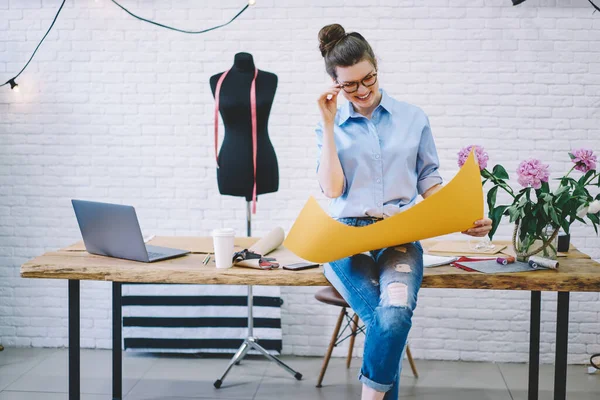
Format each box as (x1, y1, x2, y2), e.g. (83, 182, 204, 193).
(212, 228, 235, 237)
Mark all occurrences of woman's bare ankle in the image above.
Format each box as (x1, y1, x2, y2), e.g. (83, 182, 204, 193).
(361, 383, 385, 400)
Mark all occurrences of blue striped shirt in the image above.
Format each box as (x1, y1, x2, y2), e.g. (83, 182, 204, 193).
(316, 89, 443, 219)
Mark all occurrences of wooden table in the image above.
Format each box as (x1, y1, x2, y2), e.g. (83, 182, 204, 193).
(21, 237, 600, 400)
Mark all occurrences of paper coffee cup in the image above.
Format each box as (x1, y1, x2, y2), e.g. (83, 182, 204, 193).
(212, 228, 235, 269)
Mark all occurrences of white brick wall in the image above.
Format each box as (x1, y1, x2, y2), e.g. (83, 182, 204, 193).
(1, 0, 599, 364)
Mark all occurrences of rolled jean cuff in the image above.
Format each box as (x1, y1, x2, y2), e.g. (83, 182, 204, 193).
(358, 371, 394, 393)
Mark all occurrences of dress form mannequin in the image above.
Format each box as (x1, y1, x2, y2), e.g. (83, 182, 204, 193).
(210, 52, 279, 203)
(209, 55, 301, 389)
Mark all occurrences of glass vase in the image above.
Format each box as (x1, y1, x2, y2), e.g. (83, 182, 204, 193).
(515, 223, 559, 262)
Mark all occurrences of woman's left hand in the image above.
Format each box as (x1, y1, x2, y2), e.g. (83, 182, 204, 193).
(462, 218, 493, 237)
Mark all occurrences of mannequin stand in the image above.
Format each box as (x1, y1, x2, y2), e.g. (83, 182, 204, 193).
(214, 202, 302, 388)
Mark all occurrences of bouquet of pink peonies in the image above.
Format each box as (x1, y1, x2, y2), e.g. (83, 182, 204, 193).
(458, 146, 600, 260)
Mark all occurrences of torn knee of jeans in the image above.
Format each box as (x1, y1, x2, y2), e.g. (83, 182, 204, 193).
(387, 282, 408, 307)
(394, 263, 411, 273)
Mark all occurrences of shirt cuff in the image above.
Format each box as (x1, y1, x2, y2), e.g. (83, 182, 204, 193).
(417, 175, 443, 196)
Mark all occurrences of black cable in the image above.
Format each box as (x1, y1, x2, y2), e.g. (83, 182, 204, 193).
(1, 0, 67, 88)
(2, 1, 251, 90)
(110, 0, 250, 34)
(589, 0, 600, 13)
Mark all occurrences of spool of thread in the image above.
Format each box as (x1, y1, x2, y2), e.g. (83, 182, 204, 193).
(496, 256, 515, 265)
(528, 255, 559, 270)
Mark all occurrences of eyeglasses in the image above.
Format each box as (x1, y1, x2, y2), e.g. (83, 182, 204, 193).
(337, 72, 378, 94)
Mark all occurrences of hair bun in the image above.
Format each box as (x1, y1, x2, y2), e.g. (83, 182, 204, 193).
(318, 24, 346, 57)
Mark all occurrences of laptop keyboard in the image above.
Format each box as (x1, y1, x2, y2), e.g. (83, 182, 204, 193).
(148, 251, 167, 259)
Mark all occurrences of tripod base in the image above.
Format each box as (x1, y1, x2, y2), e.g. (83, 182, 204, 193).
(214, 336, 302, 388)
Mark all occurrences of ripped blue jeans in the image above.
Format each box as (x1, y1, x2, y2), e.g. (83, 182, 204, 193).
(323, 217, 424, 399)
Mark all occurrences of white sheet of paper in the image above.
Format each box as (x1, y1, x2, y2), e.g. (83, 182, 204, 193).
(423, 254, 458, 268)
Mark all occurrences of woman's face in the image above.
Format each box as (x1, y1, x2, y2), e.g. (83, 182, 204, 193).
(334, 59, 379, 110)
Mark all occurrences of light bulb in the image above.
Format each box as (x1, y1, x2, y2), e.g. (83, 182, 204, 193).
(249, 0, 256, 5)
(8, 79, 19, 92)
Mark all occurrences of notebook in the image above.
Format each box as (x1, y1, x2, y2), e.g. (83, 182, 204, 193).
(455, 259, 549, 274)
(427, 241, 507, 255)
(423, 254, 459, 268)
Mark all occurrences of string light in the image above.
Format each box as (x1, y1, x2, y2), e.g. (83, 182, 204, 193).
(8, 79, 19, 92)
(109, 0, 250, 34)
(514, 0, 599, 13)
(1, 0, 66, 92)
(2, 1, 251, 91)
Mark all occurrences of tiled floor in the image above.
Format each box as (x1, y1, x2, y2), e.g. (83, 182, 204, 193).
(0, 347, 598, 399)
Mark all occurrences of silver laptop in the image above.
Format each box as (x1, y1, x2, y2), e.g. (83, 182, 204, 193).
(71, 199, 190, 263)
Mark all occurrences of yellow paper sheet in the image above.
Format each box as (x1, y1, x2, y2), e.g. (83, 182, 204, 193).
(284, 151, 484, 263)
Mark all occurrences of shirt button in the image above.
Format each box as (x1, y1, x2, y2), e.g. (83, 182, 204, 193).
(375, 154, 380, 160)
(376, 178, 381, 183)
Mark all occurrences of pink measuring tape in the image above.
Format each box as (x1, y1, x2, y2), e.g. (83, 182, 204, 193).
(214, 67, 259, 214)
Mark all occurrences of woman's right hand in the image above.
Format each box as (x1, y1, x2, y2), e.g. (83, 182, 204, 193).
(317, 83, 341, 126)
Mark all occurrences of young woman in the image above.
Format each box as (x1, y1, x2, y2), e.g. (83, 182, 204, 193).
(315, 24, 492, 400)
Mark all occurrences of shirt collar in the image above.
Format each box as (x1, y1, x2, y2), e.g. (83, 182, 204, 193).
(337, 89, 392, 126)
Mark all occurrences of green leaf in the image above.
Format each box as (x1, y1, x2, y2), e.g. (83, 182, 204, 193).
(573, 186, 588, 198)
(492, 165, 509, 180)
(578, 169, 595, 186)
(556, 192, 571, 208)
(554, 185, 569, 197)
(488, 205, 508, 240)
(560, 218, 570, 235)
(487, 186, 499, 213)
(590, 214, 599, 235)
(508, 206, 520, 222)
(540, 193, 553, 202)
(549, 206, 560, 226)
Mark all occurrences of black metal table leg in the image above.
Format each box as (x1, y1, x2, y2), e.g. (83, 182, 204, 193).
(113, 282, 122, 400)
(528, 291, 541, 400)
(554, 292, 570, 400)
(69, 280, 80, 400)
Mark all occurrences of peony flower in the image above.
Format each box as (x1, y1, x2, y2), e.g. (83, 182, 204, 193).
(589, 200, 600, 214)
(458, 145, 488, 171)
(569, 149, 597, 173)
(517, 159, 550, 189)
